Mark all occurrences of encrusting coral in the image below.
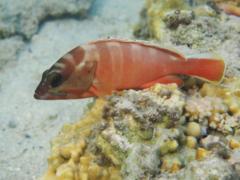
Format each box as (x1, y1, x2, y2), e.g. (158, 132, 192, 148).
(42, 78, 240, 179)
(42, 99, 122, 180)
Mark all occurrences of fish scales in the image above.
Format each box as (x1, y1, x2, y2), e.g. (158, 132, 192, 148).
(91, 40, 182, 90)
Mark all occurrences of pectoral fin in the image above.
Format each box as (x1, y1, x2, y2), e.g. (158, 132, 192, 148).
(90, 80, 114, 97)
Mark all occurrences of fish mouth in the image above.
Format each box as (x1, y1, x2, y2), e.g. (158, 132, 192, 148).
(34, 85, 67, 100)
(34, 86, 95, 100)
(34, 92, 42, 99)
(34, 91, 67, 100)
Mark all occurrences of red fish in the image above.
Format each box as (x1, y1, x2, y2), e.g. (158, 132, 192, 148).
(34, 39, 225, 100)
(217, 3, 240, 17)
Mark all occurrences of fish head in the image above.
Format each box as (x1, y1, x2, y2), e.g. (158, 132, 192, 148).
(34, 46, 97, 100)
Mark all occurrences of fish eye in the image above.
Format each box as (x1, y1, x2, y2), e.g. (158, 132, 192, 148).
(49, 73, 64, 88)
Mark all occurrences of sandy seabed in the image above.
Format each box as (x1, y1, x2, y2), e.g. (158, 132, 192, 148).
(0, 0, 144, 179)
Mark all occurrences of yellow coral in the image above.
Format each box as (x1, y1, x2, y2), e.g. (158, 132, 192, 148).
(186, 122, 201, 137)
(186, 136, 197, 149)
(196, 148, 210, 160)
(170, 161, 181, 173)
(229, 139, 240, 149)
(96, 135, 123, 166)
(144, 0, 188, 39)
(200, 78, 240, 115)
(161, 156, 182, 173)
(160, 139, 179, 154)
(42, 99, 122, 180)
(184, 78, 240, 134)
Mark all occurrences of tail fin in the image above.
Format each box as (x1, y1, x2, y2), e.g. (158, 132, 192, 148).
(177, 58, 225, 83)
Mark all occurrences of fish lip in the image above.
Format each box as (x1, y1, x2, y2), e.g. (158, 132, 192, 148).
(34, 83, 48, 99)
(34, 86, 48, 99)
(34, 92, 41, 99)
(34, 89, 67, 100)
(34, 91, 50, 100)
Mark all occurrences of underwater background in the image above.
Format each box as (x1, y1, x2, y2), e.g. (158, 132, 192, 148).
(0, 0, 240, 179)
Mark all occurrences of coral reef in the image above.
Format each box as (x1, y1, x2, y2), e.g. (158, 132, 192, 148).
(0, 0, 93, 40)
(43, 79, 240, 179)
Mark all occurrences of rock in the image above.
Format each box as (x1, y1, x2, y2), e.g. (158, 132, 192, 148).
(0, 0, 94, 40)
(0, 36, 24, 68)
(229, 150, 240, 176)
(200, 135, 220, 148)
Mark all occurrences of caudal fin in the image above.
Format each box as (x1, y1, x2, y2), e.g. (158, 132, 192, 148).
(179, 58, 225, 83)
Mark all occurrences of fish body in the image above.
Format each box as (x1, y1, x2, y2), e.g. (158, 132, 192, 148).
(34, 39, 225, 100)
(217, 3, 240, 16)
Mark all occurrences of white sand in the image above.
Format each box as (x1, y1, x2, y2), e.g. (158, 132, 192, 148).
(0, 0, 144, 179)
